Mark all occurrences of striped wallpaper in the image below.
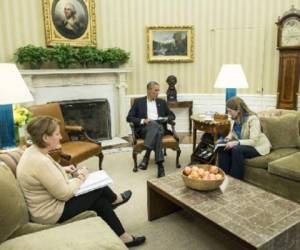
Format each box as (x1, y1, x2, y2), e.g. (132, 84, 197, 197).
(1, 0, 299, 95)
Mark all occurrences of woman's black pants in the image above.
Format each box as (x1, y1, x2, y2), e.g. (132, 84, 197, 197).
(58, 186, 125, 236)
(217, 145, 259, 179)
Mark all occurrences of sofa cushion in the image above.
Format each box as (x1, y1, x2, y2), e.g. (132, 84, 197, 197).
(260, 114, 299, 149)
(0, 217, 127, 250)
(0, 163, 29, 244)
(279, 109, 300, 135)
(0, 148, 24, 176)
(268, 152, 300, 182)
(245, 148, 299, 169)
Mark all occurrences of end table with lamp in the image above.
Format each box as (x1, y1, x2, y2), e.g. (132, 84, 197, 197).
(0, 64, 33, 149)
(214, 64, 249, 109)
(191, 113, 230, 163)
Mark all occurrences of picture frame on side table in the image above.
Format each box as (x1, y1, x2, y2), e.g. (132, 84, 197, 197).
(43, 0, 96, 46)
(147, 26, 194, 62)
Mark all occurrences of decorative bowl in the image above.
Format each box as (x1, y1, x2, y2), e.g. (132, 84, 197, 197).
(181, 164, 225, 191)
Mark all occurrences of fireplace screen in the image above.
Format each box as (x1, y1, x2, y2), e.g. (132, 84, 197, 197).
(59, 99, 111, 141)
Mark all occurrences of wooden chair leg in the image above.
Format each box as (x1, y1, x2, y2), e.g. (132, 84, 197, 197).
(176, 147, 181, 168)
(98, 152, 104, 170)
(133, 151, 138, 172)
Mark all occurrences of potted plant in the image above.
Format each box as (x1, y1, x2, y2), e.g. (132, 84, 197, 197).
(14, 45, 48, 69)
(103, 48, 130, 68)
(77, 46, 103, 68)
(14, 45, 130, 69)
(49, 45, 78, 69)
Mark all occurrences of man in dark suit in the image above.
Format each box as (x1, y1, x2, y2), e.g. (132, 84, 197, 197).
(127, 81, 175, 178)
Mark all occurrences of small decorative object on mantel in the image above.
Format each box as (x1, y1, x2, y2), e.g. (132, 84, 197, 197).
(166, 75, 178, 102)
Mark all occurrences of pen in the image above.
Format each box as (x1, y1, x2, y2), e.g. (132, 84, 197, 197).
(72, 166, 87, 174)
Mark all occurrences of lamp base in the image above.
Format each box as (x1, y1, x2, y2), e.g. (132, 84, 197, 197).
(0, 104, 16, 148)
(225, 88, 237, 101)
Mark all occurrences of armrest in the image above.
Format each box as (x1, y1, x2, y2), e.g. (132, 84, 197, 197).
(168, 120, 179, 141)
(65, 125, 83, 132)
(65, 125, 102, 146)
(129, 123, 137, 144)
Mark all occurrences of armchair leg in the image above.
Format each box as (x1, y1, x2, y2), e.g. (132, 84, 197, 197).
(98, 152, 104, 170)
(133, 152, 138, 172)
(176, 148, 181, 168)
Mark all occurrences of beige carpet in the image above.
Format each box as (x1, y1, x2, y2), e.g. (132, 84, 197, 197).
(78, 145, 243, 250)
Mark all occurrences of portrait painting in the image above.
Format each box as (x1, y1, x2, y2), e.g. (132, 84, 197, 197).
(147, 26, 194, 62)
(43, 0, 96, 46)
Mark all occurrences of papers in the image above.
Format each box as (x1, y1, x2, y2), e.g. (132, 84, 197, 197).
(156, 117, 168, 124)
(214, 143, 226, 152)
(75, 170, 113, 196)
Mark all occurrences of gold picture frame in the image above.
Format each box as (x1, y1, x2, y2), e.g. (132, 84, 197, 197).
(43, 0, 96, 47)
(147, 26, 194, 62)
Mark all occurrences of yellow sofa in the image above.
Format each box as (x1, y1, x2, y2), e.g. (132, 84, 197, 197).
(244, 109, 300, 203)
(0, 149, 127, 250)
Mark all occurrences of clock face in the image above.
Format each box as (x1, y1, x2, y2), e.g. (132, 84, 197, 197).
(281, 17, 300, 47)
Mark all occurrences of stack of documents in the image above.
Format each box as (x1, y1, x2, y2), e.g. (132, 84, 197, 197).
(75, 170, 113, 196)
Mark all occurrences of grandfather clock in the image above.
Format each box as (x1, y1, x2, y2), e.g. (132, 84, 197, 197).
(276, 6, 300, 110)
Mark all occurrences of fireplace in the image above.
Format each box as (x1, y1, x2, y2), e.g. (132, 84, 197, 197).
(59, 99, 111, 141)
(21, 68, 132, 137)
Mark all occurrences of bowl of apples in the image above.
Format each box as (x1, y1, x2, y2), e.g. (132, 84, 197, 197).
(182, 164, 225, 191)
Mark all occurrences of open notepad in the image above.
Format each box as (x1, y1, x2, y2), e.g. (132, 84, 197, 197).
(214, 143, 226, 152)
(75, 170, 113, 196)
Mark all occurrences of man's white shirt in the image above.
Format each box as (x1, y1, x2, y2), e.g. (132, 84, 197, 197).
(141, 99, 158, 124)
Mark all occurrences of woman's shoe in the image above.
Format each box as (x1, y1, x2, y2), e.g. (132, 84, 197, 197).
(112, 190, 132, 209)
(125, 235, 146, 247)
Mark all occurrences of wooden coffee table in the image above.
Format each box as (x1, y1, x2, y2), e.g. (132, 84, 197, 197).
(147, 171, 300, 250)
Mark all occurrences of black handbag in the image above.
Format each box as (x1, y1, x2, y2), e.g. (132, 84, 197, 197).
(191, 133, 216, 164)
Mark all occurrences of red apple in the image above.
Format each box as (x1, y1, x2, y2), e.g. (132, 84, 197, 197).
(208, 165, 219, 174)
(198, 168, 205, 176)
(215, 174, 223, 180)
(183, 166, 192, 176)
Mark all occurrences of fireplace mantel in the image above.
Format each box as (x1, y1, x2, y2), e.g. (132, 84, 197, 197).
(21, 68, 132, 137)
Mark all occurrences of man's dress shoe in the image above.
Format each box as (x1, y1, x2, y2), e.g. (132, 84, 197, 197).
(157, 165, 165, 178)
(138, 158, 149, 170)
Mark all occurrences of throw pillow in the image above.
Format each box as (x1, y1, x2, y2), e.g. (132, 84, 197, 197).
(260, 114, 299, 149)
(0, 148, 24, 176)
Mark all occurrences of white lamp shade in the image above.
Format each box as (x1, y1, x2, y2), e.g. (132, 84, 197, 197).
(214, 64, 249, 89)
(0, 63, 33, 105)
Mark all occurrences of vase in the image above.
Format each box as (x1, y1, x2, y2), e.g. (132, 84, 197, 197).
(14, 126, 20, 145)
(14, 126, 26, 145)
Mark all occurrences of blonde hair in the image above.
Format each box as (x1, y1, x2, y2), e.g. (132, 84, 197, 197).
(26, 116, 60, 148)
(226, 96, 255, 122)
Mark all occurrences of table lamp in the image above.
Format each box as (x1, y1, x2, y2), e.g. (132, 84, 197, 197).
(214, 64, 249, 102)
(0, 64, 33, 148)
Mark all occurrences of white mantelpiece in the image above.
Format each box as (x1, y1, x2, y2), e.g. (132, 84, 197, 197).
(21, 68, 132, 137)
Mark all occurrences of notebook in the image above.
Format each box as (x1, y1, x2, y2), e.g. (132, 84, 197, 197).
(75, 170, 113, 196)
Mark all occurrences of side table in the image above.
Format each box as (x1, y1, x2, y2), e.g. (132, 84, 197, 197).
(167, 101, 193, 134)
(191, 114, 230, 163)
